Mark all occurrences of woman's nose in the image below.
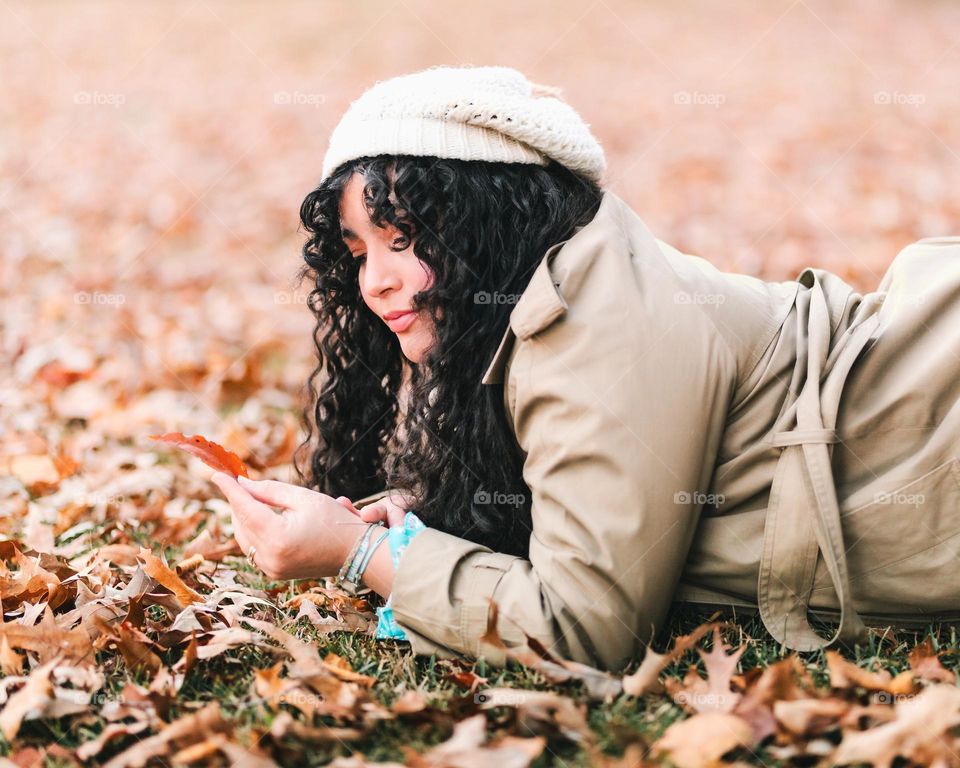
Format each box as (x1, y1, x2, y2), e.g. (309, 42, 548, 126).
(362, 251, 402, 297)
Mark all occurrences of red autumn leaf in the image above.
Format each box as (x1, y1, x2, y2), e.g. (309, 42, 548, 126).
(149, 432, 249, 479)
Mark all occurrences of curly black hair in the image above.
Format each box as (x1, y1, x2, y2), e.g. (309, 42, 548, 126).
(293, 155, 603, 558)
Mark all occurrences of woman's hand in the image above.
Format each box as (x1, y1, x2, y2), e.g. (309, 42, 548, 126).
(209, 473, 372, 581)
(353, 492, 417, 527)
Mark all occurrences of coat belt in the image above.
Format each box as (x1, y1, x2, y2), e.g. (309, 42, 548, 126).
(758, 269, 884, 652)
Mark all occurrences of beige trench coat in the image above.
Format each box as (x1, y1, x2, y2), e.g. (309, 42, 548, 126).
(356, 189, 960, 673)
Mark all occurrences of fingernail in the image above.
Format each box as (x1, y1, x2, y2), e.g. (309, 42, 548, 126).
(237, 475, 255, 486)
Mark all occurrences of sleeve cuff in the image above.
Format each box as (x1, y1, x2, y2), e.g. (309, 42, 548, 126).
(389, 527, 522, 665)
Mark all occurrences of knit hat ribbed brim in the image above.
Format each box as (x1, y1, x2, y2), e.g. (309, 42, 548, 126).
(320, 65, 606, 184)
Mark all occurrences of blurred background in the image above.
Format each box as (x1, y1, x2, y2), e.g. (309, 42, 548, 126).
(2, 0, 959, 530)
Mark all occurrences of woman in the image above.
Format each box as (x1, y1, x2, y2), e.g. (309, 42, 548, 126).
(212, 64, 960, 674)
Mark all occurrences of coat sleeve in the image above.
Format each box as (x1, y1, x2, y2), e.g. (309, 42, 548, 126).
(389, 296, 736, 673)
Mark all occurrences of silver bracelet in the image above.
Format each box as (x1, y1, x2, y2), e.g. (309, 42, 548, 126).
(353, 527, 389, 583)
(336, 522, 384, 595)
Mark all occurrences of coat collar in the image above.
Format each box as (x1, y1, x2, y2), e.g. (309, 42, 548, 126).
(480, 189, 627, 385)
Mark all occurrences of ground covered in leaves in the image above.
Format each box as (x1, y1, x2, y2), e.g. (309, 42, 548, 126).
(4, 0, 960, 765)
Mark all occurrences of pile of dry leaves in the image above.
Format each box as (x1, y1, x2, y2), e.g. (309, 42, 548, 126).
(0, 497, 957, 767)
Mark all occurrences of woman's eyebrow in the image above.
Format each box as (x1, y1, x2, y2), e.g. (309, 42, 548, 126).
(340, 227, 360, 241)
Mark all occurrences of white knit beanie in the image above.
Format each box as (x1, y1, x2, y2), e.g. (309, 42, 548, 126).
(320, 65, 606, 184)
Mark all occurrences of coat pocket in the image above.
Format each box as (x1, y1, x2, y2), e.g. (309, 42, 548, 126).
(810, 457, 960, 611)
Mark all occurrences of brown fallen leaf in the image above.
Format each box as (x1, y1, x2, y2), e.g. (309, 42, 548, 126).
(170, 732, 229, 764)
(478, 599, 623, 703)
(475, 688, 594, 744)
(830, 683, 960, 766)
(0, 607, 94, 665)
(0, 635, 24, 675)
(320, 651, 379, 685)
(181, 527, 242, 562)
(402, 713, 545, 768)
(253, 662, 326, 719)
(75, 721, 151, 761)
(95, 544, 143, 567)
(622, 620, 718, 697)
(242, 618, 378, 717)
(0, 656, 59, 740)
(907, 637, 957, 685)
(268, 710, 366, 745)
(390, 690, 429, 715)
(651, 710, 753, 768)
(731, 655, 816, 745)
(826, 650, 916, 695)
(773, 696, 852, 737)
(137, 547, 203, 607)
(109, 620, 163, 677)
(0, 453, 78, 494)
(101, 701, 230, 768)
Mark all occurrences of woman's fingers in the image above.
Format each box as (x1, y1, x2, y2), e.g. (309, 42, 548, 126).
(386, 506, 406, 528)
(231, 516, 253, 555)
(234, 476, 318, 510)
(336, 496, 362, 516)
(359, 503, 387, 523)
(211, 473, 278, 537)
(358, 497, 410, 528)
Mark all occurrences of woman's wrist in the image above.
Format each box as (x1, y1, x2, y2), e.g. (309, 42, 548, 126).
(359, 532, 394, 597)
(335, 521, 383, 590)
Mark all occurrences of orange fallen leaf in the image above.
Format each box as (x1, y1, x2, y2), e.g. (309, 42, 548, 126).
(148, 432, 249, 478)
(137, 547, 203, 607)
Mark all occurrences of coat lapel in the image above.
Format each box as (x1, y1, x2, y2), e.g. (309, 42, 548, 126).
(480, 190, 622, 385)
(480, 237, 570, 385)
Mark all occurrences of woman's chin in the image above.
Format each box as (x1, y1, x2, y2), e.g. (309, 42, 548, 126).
(399, 342, 422, 364)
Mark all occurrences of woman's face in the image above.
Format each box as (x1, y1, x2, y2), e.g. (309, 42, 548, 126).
(339, 173, 435, 363)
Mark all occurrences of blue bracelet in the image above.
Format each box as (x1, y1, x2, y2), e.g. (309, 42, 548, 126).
(374, 511, 427, 641)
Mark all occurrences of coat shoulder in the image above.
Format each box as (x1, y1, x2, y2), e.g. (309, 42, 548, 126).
(482, 190, 801, 387)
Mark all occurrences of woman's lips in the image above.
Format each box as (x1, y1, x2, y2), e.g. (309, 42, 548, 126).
(385, 311, 416, 333)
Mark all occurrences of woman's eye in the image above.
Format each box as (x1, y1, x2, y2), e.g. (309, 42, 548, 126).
(354, 254, 367, 264)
